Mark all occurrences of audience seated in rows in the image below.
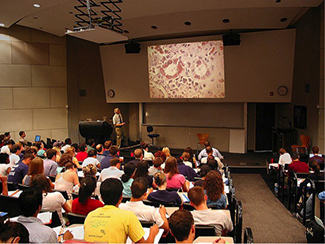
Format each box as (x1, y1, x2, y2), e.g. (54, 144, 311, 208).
(140, 142, 155, 161)
(164, 157, 189, 192)
(148, 157, 163, 176)
(72, 176, 104, 216)
(32, 174, 71, 226)
(44, 149, 58, 177)
(55, 161, 80, 195)
(119, 177, 169, 232)
(288, 152, 309, 175)
(84, 178, 159, 243)
(100, 146, 119, 169)
(134, 160, 153, 188)
(8, 153, 34, 186)
(147, 172, 182, 205)
(22, 157, 44, 186)
(198, 141, 224, 161)
(204, 171, 227, 209)
(99, 157, 123, 181)
(188, 186, 233, 236)
(121, 163, 136, 197)
(81, 149, 100, 169)
(0, 218, 29, 243)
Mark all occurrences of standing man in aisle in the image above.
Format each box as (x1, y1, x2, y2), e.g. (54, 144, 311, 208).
(113, 108, 125, 148)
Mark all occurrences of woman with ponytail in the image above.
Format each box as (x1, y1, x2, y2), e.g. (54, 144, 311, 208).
(72, 176, 104, 215)
(121, 163, 136, 197)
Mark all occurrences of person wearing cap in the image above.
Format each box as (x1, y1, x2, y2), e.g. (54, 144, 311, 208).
(112, 108, 125, 148)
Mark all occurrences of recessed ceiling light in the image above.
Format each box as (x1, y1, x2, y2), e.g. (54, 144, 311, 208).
(276, 0, 281, 3)
(0, 23, 5, 27)
(151, 25, 157, 29)
(280, 17, 288, 22)
(33, 16, 38, 20)
(33, 3, 41, 8)
(184, 21, 191, 26)
(222, 19, 230, 23)
(123, 30, 129, 33)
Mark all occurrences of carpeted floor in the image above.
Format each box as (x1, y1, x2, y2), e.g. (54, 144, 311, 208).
(231, 174, 307, 243)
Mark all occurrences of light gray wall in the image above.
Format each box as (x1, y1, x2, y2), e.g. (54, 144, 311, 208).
(0, 25, 68, 142)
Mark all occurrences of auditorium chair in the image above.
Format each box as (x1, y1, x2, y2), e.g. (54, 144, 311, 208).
(0, 195, 23, 217)
(54, 189, 69, 200)
(140, 220, 155, 228)
(244, 227, 254, 244)
(18, 184, 30, 190)
(143, 199, 176, 207)
(122, 196, 131, 203)
(195, 225, 216, 238)
(196, 133, 209, 155)
(291, 135, 311, 156)
(67, 212, 87, 225)
(147, 125, 160, 147)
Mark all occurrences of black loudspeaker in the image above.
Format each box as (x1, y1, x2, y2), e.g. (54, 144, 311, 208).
(125, 42, 141, 53)
(223, 33, 241, 46)
(79, 121, 113, 145)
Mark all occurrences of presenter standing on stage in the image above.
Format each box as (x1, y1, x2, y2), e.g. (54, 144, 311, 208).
(113, 108, 125, 148)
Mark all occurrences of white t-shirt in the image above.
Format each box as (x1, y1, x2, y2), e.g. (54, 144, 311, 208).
(9, 154, 20, 167)
(0, 164, 10, 176)
(183, 161, 193, 168)
(82, 157, 100, 167)
(191, 209, 233, 236)
(99, 167, 123, 181)
(0, 146, 10, 155)
(143, 151, 155, 161)
(279, 153, 292, 166)
(42, 192, 66, 225)
(119, 201, 164, 227)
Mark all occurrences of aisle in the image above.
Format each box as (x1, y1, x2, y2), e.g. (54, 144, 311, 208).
(231, 174, 306, 243)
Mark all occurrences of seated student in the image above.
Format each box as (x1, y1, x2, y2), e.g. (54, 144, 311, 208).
(278, 148, 292, 166)
(119, 177, 169, 232)
(194, 164, 211, 187)
(203, 171, 227, 209)
(182, 152, 193, 168)
(177, 157, 199, 182)
(198, 141, 224, 161)
(31, 174, 72, 226)
(185, 147, 197, 168)
(17, 188, 72, 243)
(164, 157, 189, 192)
(82, 164, 101, 196)
(168, 209, 195, 243)
(81, 149, 100, 168)
(140, 142, 155, 161)
(99, 157, 123, 181)
(288, 152, 309, 174)
(76, 143, 88, 162)
(8, 153, 34, 187)
(55, 162, 80, 195)
(0, 174, 8, 195)
(72, 176, 104, 215)
(133, 160, 153, 188)
(102, 140, 112, 156)
(84, 178, 159, 243)
(129, 149, 144, 167)
(9, 144, 22, 167)
(0, 219, 29, 243)
(65, 147, 81, 169)
(44, 149, 58, 177)
(0, 153, 10, 176)
(147, 172, 182, 206)
(95, 144, 105, 163)
(121, 163, 136, 197)
(200, 147, 224, 170)
(188, 186, 233, 236)
(309, 146, 324, 170)
(22, 157, 44, 186)
(148, 157, 163, 176)
(100, 146, 119, 169)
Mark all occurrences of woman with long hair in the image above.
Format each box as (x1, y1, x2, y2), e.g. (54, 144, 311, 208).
(121, 163, 136, 197)
(203, 171, 227, 209)
(22, 157, 44, 186)
(133, 160, 153, 187)
(185, 147, 197, 168)
(164, 157, 189, 192)
(31, 174, 72, 225)
(66, 147, 81, 168)
(82, 164, 100, 196)
(147, 172, 182, 205)
(72, 176, 104, 215)
(55, 160, 80, 195)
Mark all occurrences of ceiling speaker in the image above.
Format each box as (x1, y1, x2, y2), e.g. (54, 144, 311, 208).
(223, 33, 241, 46)
(125, 42, 141, 53)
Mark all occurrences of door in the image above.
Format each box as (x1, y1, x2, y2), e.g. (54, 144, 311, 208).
(255, 103, 275, 151)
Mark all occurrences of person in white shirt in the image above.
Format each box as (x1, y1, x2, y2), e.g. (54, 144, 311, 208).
(61, 138, 72, 153)
(119, 177, 169, 232)
(278, 148, 292, 166)
(182, 152, 193, 168)
(9, 144, 22, 167)
(82, 149, 101, 168)
(188, 186, 233, 236)
(198, 141, 223, 161)
(140, 142, 155, 161)
(99, 157, 123, 181)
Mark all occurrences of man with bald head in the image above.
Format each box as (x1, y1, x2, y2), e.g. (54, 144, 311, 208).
(129, 149, 143, 167)
(112, 108, 125, 148)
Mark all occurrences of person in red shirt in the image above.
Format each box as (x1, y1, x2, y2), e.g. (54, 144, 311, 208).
(288, 152, 309, 174)
(72, 176, 104, 215)
(76, 143, 88, 162)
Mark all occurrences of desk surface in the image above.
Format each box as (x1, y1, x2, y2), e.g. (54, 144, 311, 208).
(194, 236, 234, 243)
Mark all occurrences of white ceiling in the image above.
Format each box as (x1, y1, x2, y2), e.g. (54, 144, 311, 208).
(0, 0, 323, 44)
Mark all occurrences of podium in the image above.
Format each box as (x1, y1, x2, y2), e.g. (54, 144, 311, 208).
(272, 128, 296, 153)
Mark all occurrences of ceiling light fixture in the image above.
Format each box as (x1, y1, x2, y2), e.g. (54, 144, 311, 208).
(33, 4, 41, 8)
(280, 17, 288, 22)
(0, 23, 5, 27)
(184, 21, 191, 26)
(222, 19, 230, 23)
(151, 25, 157, 29)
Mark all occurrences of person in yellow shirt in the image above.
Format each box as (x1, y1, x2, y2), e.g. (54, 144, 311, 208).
(84, 178, 159, 243)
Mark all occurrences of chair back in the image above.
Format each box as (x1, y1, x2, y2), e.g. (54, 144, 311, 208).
(147, 126, 153, 133)
(143, 199, 175, 207)
(18, 184, 30, 190)
(54, 189, 69, 200)
(0, 195, 23, 217)
(300, 135, 311, 147)
(140, 221, 155, 228)
(43, 211, 61, 228)
(244, 227, 254, 244)
(195, 225, 216, 238)
(197, 133, 209, 144)
(67, 212, 87, 224)
(122, 196, 131, 203)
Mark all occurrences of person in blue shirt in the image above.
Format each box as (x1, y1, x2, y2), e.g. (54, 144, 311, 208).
(8, 153, 34, 187)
